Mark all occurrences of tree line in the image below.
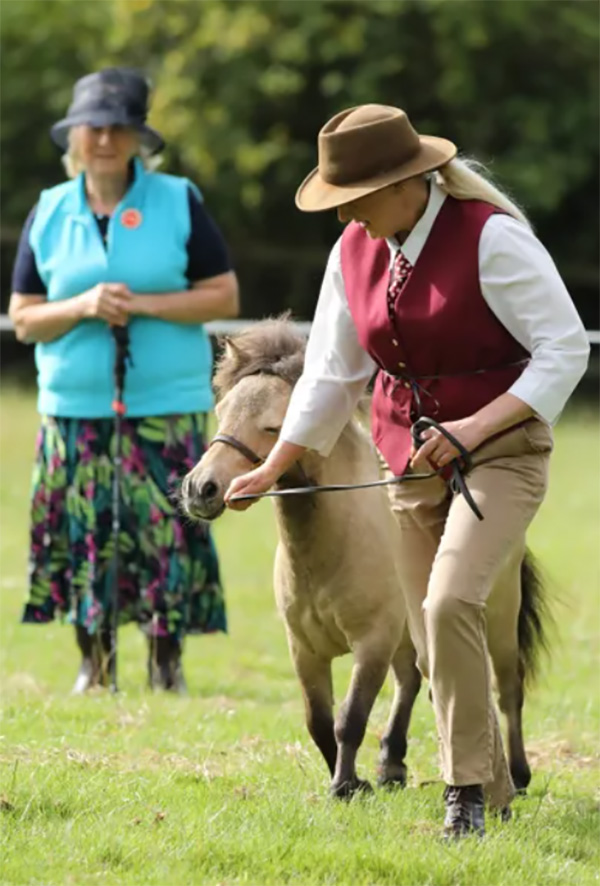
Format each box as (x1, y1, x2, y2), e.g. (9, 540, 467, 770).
(1, 0, 598, 333)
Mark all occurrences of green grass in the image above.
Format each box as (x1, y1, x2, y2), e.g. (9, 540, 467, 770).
(1, 384, 599, 885)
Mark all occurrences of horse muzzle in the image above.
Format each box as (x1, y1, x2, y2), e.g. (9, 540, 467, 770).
(181, 472, 226, 522)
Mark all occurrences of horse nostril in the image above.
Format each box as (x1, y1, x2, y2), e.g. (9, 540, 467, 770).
(201, 480, 219, 501)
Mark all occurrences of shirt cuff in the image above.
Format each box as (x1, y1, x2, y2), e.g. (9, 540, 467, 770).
(508, 350, 590, 424)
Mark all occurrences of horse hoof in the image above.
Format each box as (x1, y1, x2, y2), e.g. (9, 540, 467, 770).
(377, 763, 407, 790)
(510, 766, 531, 795)
(377, 773, 407, 791)
(330, 778, 373, 800)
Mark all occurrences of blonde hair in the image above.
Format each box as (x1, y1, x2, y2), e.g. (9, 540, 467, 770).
(62, 126, 162, 178)
(434, 156, 530, 228)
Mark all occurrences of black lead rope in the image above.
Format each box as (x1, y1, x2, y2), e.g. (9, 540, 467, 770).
(411, 417, 484, 521)
(229, 416, 484, 521)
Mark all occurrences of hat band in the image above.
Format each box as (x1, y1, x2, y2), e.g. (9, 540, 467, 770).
(70, 98, 146, 122)
(322, 143, 422, 186)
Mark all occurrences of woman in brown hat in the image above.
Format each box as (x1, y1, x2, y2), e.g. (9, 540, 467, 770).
(224, 104, 589, 836)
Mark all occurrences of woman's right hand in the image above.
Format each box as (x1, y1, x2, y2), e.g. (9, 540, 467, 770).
(224, 464, 282, 511)
(78, 283, 133, 326)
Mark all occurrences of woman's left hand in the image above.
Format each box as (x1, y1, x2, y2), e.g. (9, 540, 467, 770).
(410, 416, 487, 471)
(123, 293, 147, 316)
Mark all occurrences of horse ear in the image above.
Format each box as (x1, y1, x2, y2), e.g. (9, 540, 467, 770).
(221, 335, 241, 363)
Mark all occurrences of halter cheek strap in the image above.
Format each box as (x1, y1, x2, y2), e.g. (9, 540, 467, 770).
(209, 433, 264, 466)
(208, 433, 312, 491)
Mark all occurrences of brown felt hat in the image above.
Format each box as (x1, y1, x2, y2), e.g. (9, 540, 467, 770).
(295, 104, 457, 212)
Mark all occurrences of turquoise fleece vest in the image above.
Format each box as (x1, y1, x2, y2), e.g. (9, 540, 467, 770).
(29, 158, 214, 418)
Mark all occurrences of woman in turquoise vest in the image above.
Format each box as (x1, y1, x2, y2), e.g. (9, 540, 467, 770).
(9, 68, 239, 693)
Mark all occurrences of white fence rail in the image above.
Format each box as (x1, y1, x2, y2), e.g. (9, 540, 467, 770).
(0, 315, 313, 337)
(0, 314, 598, 344)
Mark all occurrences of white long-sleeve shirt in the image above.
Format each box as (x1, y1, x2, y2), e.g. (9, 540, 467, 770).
(281, 181, 590, 455)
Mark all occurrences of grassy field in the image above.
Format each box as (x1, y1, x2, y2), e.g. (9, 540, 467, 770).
(0, 384, 599, 886)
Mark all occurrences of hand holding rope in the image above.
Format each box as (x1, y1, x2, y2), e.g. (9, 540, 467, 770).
(410, 417, 484, 521)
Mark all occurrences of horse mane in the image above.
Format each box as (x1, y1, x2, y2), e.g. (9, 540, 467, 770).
(214, 316, 376, 480)
(213, 317, 307, 400)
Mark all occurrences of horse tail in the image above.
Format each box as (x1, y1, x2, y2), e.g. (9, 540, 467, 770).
(518, 549, 552, 685)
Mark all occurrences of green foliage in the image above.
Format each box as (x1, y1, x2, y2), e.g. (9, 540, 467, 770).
(0, 0, 112, 222)
(1, 0, 598, 321)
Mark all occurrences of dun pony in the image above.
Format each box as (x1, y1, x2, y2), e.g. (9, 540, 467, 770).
(182, 318, 549, 797)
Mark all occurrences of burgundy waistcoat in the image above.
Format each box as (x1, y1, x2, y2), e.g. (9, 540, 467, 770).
(340, 196, 529, 474)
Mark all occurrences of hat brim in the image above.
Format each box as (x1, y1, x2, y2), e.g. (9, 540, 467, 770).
(50, 112, 165, 155)
(295, 136, 457, 212)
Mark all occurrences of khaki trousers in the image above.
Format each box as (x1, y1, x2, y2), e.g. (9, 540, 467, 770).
(379, 419, 553, 808)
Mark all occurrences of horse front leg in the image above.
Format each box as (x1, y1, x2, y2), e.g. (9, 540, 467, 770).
(331, 635, 392, 799)
(290, 641, 337, 777)
(378, 622, 422, 789)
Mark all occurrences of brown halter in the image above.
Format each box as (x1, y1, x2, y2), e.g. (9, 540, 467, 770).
(209, 433, 264, 466)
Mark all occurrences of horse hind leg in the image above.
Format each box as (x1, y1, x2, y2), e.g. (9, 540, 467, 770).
(488, 609, 531, 792)
(378, 623, 422, 789)
(499, 547, 551, 794)
(492, 652, 531, 793)
(488, 547, 540, 795)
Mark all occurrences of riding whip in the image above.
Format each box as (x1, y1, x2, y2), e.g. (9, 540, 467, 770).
(109, 324, 131, 693)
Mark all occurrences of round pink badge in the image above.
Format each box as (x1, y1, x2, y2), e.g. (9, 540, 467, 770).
(121, 208, 142, 229)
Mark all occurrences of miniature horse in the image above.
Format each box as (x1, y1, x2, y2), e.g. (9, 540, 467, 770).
(181, 319, 548, 797)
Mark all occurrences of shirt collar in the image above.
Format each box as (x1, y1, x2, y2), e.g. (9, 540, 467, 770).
(385, 178, 447, 267)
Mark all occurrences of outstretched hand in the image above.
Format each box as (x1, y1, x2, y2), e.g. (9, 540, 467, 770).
(224, 464, 281, 511)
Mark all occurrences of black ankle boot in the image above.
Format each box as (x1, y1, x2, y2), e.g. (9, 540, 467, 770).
(443, 784, 485, 838)
(147, 635, 187, 694)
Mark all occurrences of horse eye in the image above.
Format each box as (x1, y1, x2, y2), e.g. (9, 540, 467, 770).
(263, 427, 280, 436)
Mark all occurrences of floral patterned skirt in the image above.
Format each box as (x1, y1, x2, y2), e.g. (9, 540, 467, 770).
(22, 414, 226, 639)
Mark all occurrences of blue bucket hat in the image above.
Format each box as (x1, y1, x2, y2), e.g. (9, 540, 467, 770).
(50, 67, 165, 155)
